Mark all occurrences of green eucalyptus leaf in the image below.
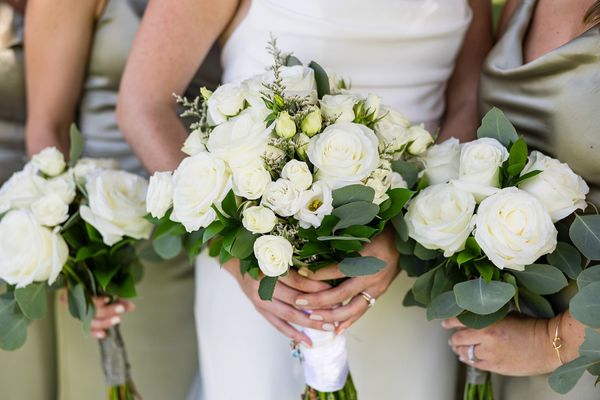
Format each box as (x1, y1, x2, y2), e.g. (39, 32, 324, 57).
(549, 356, 600, 394)
(391, 213, 409, 241)
(285, 55, 303, 66)
(513, 264, 568, 295)
(308, 61, 330, 98)
(390, 160, 419, 188)
(413, 243, 439, 261)
(339, 256, 386, 277)
(570, 214, 600, 261)
(403, 290, 425, 308)
(577, 265, 600, 290)
(342, 225, 378, 238)
(297, 241, 330, 258)
(68, 124, 84, 167)
(332, 201, 379, 230)
(476, 107, 518, 147)
(14, 283, 47, 320)
(332, 185, 375, 207)
(395, 236, 415, 255)
(378, 188, 414, 220)
(519, 286, 555, 319)
(412, 265, 441, 305)
(457, 304, 510, 329)
(570, 281, 600, 328)
(331, 239, 363, 252)
(317, 235, 369, 242)
(427, 291, 463, 321)
(400, 254, 430, 277)
(454, 278, 515, 315)
(0, 294, 28, 351)
(547, 242, 583, 280)
(67, 284, 87, 321)
(579, 328, 600, 359)
(152, 233, 183, 260)
(258, 276, 278, 301)
(316, 215, 340, 236)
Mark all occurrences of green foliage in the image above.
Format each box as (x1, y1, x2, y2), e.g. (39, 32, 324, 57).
(68, 124, 84, 167)
(505, 138, 528, 177)
(476, 107, 518, 147)
(378, 188, 413, 220)
(399, 255, 430, 277)
(427, 291, 463, 321)
(391, 160, 418, 188)
(339, 256, 386, 277)
(457, 304, 510, 329)
(413, 243, 439, 261)
(221, 190, 239, 220)
(570, 214, 600, 261)
(285, 55, 303, 66)
(15, 283, 48, 320)
(308, 61, 330, 99)
(512, 264, 568, 295)
(547, 242, 583, 280)
(258, 276, 278, 301)
(549, 349, 600, 394)
(0, 293, 28, 350)
(227, 228, 257, 259)
(332, 185, 375, 207)
(153, 233, 183, 260)
(577, 265, 600, 289)
(454, 278, 515, 315)
(570, 281, 600, 328)
(391, 214, 409, 241)
(332, 201, 379, 230)
(518, 286, 555, 319)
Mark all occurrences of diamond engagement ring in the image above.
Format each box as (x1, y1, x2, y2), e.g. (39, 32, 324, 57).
(467, 344, 480, 364)
(360, 291, 376, 308)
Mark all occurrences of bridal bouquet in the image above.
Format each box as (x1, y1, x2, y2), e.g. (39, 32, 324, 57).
(147, 39, 431, 399)
(0, 126, 152, 400)
(397, 108, 600, 399)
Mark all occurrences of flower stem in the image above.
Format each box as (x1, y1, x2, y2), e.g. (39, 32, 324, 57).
(99, 325, 141, 400)
(463, 366, 493, 400)
(303, 374, 357, 400)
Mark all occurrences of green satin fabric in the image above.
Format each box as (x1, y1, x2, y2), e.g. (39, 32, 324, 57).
(480, 1, 600, 398)
(480, 0, 600, 207)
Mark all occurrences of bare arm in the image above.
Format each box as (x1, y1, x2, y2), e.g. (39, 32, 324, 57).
(116, 0, 239, 174)
(25, 0, 103, 156)
(438, 0, 493, 142)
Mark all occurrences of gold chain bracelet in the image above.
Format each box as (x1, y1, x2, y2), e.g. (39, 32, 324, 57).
(552, 314, 564, 365)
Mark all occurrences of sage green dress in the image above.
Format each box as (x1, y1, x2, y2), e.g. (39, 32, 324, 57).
(55, 1, 219, 399)
(0, 5, 58, 400)
(480, 0, 599, 398)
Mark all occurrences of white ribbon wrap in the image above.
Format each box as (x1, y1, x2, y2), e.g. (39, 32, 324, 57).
(299, 327, 349, 392)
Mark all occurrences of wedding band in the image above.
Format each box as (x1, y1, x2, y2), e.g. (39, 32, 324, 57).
(467, 344, 480, 364)
(360, 291, 376, 308)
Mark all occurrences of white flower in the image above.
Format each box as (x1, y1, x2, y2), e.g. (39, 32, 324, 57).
(295, 133, 311, 160)
(405, 183, 476, 257)
(31, 147, 66, 177)
(146, 171, 174, 219)
(73, 158, 120, 184)
(181, 129, 207, 156)
(207, 82, 246, 125)
(281, 160, 313, 191)
(390, 172, 408, 189)
(474, 187, 557, 271)
(44, 172, 76, 204)
(454, 137, 509, 202)
(308, 122, 380, 189)
(324, 67, 345, 94)
(364, 93, 381, 117)
(0, 209, 68, 287)
(31, 194, 69, 227)
(365, 168, 392, 205)
(0, 167, 46, 210)
(80, 170, 153, 246)
(263, 145, 286, 166)
(261, 179, 302, 217)
(407, 124, 434, 155)
(232, 161, 271, 200)
(518, 151, 589, 222)
(374, 108, 412, 152)
(275, 111, 297, 139)
(170, 153, 232, 232)
(253, 235, 294, 277)
(295, 181, 334, 229)
(320, 94, 357, 123)
(301, 108, 322, 137)
(279, 66, 318, 101)
(207, 109, 272, 169)
(421, 138, 461, 185)
(240, 75, 268, 109)
(242, 206, 277, 234)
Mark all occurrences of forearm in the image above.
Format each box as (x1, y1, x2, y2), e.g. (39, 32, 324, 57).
(438, 95, 480, 143)
(549, 310, 594, 365)
(25, 119, 72, 157)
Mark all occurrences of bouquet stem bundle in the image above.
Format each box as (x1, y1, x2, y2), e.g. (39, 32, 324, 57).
(100, 325, 139, 400)
(464, 366, 492, 400)
(303, 375, 357, 400)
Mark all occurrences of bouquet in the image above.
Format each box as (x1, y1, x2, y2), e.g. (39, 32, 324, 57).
(397, 108, 600, 399)
(147, 39, 432, 399)
(0, 126, 153, 400)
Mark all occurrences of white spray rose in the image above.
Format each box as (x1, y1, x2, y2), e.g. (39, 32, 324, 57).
(518, 151, 589, 222)
(181, 129, 207, 156)
(261, 179, 302, 217)
(242, 206, 278, 234)
(146, 171, 174, 219)
(279, 66, 318, 101)
(31, 194, 69, 227)
(374, 108, 412, 152)
(44, 172, 76, 204)
(0, 209, 68, 287)
(281, 160, 313, 191)
(207, 82, 246, 125)
(320, 94, 357, 123)
(73, 158, 120, 184)
(365, 168, 392, 205)
(421, 138, 461, 185)
(364, 93, 381, 117)
(31, 147, 66, 177)
(80, 170, 153, 246)
(0, 167, 46, 210)
(301, 108, 323, 137)
(308, 122, 380, 189)
(454, 137, 509, 202)
(253, 235, 294, 277)
(295, 181, 334, 229)
(406, 183, 476, 257)
(474, 187, 558, 271)
(170, 153, 232, 232)
(232, 161, 271, 200)
(207, 109, 272, 169)
(275, 111, 297, 139)
(263, 144, 286, 166)
(295, 133, 311, 160)
(407, 124, 434, 155)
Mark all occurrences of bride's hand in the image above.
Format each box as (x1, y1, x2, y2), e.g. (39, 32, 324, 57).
(293, 227, 400, 334)
(223, 259, 331, 347)
(89, 296, 135, 339)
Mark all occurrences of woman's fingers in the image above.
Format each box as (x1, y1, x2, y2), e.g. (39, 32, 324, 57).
(260, 309, 312, 347)
(256, 298, 326, 332)
(279, 269, 331, 293)
(90, 315, 121, 332)
(449, 328, 483, 347)
(308, 295, 368, 325)
(93, 299, 135, 319)
(295, 277, 364, 309)
(304, 264, 345, 281)
(441, 317, 466, 330)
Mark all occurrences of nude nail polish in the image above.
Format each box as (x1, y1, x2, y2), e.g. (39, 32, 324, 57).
(309, 314, 323, 321)
(296, 299, 309, 306)
(110, 316, 121, 326)
(323, 323, 335, 332)
(115, 305, 126, 314)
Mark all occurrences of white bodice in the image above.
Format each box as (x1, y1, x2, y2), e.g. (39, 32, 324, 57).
(222, 0, 472, 127)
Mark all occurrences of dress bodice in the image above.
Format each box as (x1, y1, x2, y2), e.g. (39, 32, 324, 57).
(222, 0, 472, 128)
(479, 0, 600, 205)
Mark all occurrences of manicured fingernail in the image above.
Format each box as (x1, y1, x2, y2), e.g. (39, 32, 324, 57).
(298, 267, 309, 277)
(309, 314, 323, 321)
(114, 305, 126, 314)
(110, 316, 121, 326)
(296, 299, 309, 306)
(94, 332, 106, 339)
(323, 323, 335, 332)
(103, 297, 111, 304)
(334, 321, 340, 327)
(459, 357, 465, 363)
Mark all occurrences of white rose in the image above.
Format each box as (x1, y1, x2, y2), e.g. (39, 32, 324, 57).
(242, 206, 278, 234)
(170, 153, 232, 232)
(295, 181, 334, 229)
(261, 179, 302, 217)
(308, 122, 380, 189)
(73, 158, 120, 184)
(279, 66, 318, 101)
(0, 167, 46, 210)
(281, 160, 313, 191)
(240, 74, 268, 109)
(300, 108, 323, 137)
(264, 145, 287, 166)
(275, 111, 297, 139)
(232, 161, 271, 200)
(421, 138, 461, 185)
(253, 235, 294, 277)
(405, 183, 476, 257)
(364, 93, 381, 117)
(146, 171, 174, 219)
(518, 151, 589, 222)
(374, 108, 412, 152)
(390, 172, 408, 189)
(474, 187, 558, 271)
(454, 137, 509, 202)
(207, 82, 246, 125)
(31, 194, 69, 227)
(44, 172, 76, 205)
(80, 170, 153, 246)
(0, 209, 68, 287)
(320, 94, 357, 123)
(295, 133, 311, 160)
(181, 129, 207, 156)
(31, 147, 66, 177)
(324, 67, 346, 94)
(207, 109, 272, 169)
(407, 124, 434, 155)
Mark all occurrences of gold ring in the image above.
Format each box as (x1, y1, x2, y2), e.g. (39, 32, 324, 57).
(360, 291, 376, 308)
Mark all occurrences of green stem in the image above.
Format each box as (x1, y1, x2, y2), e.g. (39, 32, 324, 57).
(303, 374, 357, 400)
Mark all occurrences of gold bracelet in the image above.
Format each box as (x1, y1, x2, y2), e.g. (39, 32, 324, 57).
(552, 314, 564, 365)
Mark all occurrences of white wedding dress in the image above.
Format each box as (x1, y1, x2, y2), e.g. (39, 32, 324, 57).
(195, 1, 472, 399)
